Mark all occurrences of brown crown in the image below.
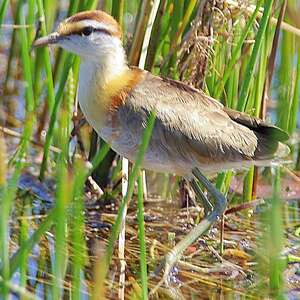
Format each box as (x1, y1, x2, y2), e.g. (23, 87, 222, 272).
(58, 10, 122, 39)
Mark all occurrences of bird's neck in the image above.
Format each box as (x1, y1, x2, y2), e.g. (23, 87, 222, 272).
(80, 40, 128, 89)
(77, 41, 144, 132)
(78, 40, 127, 115)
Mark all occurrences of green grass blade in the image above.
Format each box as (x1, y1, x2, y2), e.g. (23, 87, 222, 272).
(71, 160, 87, 300)
(214, 0, 263, 99)
(288, 45, 300, 134)
(83, 0, 99, 10)
(36, 0, 55, 113)
(0, 168, 23, 297)
(26, 0, 35, 43)
(112, 0, 125, 27)
(269, 167, 284, 297)
(0, 6, 36, 295)
(52, 104, 71, 299)
(0, 0, 9, 30)
(105, 111, 156, 272)
(18, 11, 35, 113)
(137, 172, 148, 299)
(89, 142, 111, 174)
(8, 210, 55, 275)
(19, 198, 30, 289)
(39, 54, 74, 179)
(238, 0, 274, 112)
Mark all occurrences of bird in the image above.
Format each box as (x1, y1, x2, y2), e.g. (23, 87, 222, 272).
(33, 10, 289, 287)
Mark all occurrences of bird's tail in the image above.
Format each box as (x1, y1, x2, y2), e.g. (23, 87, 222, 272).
(224, 107, 290, 161)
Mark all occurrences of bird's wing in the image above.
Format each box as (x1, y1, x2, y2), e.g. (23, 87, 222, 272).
(117, 70, 268, 164)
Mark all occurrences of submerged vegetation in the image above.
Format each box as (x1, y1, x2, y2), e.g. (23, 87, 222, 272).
(0, 0, 300, 299)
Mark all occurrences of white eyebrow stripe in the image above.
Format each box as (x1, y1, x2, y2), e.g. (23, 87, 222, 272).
(75, 20, 115, 34)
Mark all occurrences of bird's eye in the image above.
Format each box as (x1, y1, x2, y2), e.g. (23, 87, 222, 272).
(81, 26, 94, 36)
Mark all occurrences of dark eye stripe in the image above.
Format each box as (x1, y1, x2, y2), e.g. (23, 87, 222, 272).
(73, 27, 112, 37)
(94, 28, 111, 35)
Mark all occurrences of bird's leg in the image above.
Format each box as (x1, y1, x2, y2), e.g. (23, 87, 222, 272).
(190, 178, 213, 215)
(191, 168, 227, 215)
(150, 167, 227, 295)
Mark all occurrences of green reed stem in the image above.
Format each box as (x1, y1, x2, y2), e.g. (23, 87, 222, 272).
(105, 111, 156, 271)
(52, 173, 69, 300)
(19, 197, 30, 289)
(129, 0, 156, 65)
(177, 0, 196, 41)
(162, 0, 197, 76)
(71, 160, 87, 300)
(0, 134, 6, 187)
(238, 0, 274, 112)
(89, 142, 111, 174)
(145, 0, 167, 71)
(52, 0, 79, 84)
(137, 172, 148, 299)
(4, 16, 19, 92)
(39, 54, 74, 180)
(0, 168, 22, 297)
(36, 0, 55, 113)
(8, 210, 55, 276)
(243, 166, 254, 202)
(112, 0, 125, 28)
(0, 276, 38, 300)
(0, 8, 37, 296)
(256, 46, 267, 116)
(83, 0, 99, 10)
(33, 0, 57, 98)
(269, 167, 284, 297)
(288, 45, 300, 134)
(6, 141, 109, 280)
(18, 15, 35, 112)
(0, 0, 9, 31)
(215, 1, 263, 99)
(52, 105, 71, 299)
(26, 0, 35, 43)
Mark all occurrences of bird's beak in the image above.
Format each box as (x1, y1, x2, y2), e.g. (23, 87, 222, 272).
(33, 32, 61, 47)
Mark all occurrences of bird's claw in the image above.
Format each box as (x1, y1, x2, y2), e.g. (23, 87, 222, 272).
(150, 250, 179, 296)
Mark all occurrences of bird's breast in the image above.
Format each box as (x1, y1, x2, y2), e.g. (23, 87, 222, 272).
(78, 76, 136, 159)
(78, 62, 111, 132)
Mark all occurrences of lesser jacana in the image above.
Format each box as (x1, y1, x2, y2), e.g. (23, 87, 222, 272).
(33, 10, 289, 288)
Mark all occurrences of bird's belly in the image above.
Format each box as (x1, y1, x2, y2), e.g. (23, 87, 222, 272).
(98, 125, 194, 175)
(89, 119, 255, 175)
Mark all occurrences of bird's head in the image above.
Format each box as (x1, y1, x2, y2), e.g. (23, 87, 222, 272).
(33, 10, 123, 61)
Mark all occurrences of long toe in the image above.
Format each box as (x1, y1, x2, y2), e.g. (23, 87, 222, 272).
(150, 250, 179, 295)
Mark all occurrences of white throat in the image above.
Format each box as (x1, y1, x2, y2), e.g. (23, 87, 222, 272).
(79, 37, 128, 88)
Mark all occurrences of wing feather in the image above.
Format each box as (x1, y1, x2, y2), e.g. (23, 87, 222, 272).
(118, 71, 262, 165)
